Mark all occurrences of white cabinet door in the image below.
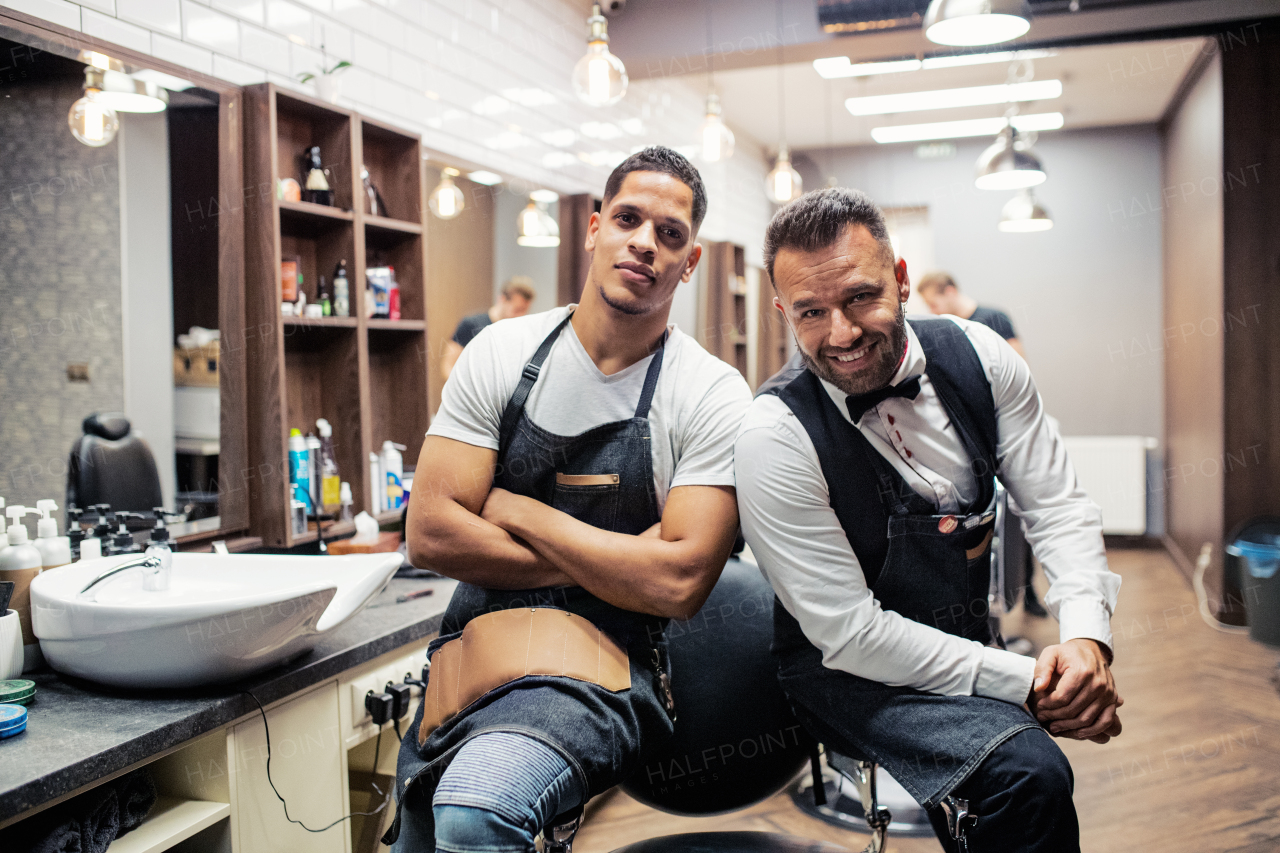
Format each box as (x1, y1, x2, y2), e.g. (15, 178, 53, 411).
(232, 682, 348, 853)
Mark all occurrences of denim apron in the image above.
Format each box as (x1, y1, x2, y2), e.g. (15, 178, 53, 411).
(386, 314, 675, 845)
(763, 318, 1038, 810)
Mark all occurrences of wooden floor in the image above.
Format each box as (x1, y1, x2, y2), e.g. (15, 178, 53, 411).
(573, 548, 1280, 852)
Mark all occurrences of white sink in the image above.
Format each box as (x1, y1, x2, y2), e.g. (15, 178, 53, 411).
(31, 553, 400, 689)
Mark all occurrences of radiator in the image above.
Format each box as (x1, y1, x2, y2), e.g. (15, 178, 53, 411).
(1061, 436, 1157, 536)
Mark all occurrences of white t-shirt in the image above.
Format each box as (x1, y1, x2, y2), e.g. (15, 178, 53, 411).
(429, 306, 752, 510)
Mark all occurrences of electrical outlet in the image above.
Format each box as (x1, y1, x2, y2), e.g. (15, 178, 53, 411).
(350, 674, 381, 724)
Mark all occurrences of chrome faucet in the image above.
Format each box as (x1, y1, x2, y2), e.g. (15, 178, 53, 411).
(79, 555, 169, 595)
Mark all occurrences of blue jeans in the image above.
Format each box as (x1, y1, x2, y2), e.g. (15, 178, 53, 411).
(429, 732, 584, 853)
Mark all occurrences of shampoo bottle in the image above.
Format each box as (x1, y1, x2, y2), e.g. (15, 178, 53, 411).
(33, 500, 71, 570)
(306, 433, 322, 512)
(381, 440, 406, 511)
(1, 506, 45, 671)
(333, 260, 350, 318)
(288, 429, 312, 512)
(370, 453, 384, 513)
(315, 418, 341, 513)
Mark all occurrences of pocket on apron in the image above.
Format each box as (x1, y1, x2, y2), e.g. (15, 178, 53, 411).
(552, 473, 620, 530)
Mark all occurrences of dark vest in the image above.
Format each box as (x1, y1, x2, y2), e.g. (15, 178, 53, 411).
(759, 318, 999, 588)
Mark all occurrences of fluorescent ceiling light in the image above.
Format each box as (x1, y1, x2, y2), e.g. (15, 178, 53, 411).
(872, 112, 1063, 143)
(813, 57, 922, 79)
(467, 170, 503, 185)
(814, 49, 1057, 79)
(530, 189, 560, 203)
(846, 79, 1061, 116)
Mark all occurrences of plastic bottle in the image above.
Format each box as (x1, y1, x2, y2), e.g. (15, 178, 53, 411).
(1, 506, 45, 671)
(381, 440, 406, 511)
(66, 506, 86, 561)
(370, 452, 384, 513)
(306, 433, 322, 512)
(33, 500, 71, 570)
(317, 275, 332, 317)
(333, 260, 350, 318)
(339, 482, 354, 522)
(315, 419, 341, 513)
(288, 429, 312, 512)
(106, 521, 140, 556)
(144, 518, 174, 590)
(0, 497, 7, 555)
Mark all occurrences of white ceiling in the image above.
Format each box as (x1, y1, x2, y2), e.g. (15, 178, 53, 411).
(710, 37, 1208, 151)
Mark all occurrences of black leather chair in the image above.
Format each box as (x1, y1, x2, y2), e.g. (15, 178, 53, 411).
(67, 413, 163, 524)
(542, 559, 976, 853)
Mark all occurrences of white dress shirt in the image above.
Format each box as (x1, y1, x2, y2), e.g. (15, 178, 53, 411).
(734, 316, 1121, 706)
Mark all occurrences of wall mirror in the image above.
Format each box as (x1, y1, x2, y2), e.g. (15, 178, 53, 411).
(0, 16, 246, 545)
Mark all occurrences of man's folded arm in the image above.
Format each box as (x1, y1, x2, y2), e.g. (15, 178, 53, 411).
(735, 419, 1035, 705)
(406, 435, 573, 589)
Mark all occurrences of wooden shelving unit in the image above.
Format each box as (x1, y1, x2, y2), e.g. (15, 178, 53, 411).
(700, 242, 749, 379)
(755, 265, 790, 388)
(243, 84, 428, 548)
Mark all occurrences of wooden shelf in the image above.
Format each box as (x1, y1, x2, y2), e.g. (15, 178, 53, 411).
(106, 797, 229, 853)
(367, 318, 425, 331)
(375, 509, 403, 524)
(279, 199, 353, 238)
(364, 214, 423, 238)
(283, 315, 358, 328)
(290, 518, 357, 545)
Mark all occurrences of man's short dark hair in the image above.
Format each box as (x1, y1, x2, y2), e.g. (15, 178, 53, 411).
(763, 187, 893, 282)
(602, 145, 707, 230)
(916, 271, 958, 295)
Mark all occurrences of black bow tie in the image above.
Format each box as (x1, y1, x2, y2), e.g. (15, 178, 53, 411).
(845, 376, 922, 423)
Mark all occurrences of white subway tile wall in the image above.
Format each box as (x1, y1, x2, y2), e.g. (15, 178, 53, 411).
(2, 0, 772, 264)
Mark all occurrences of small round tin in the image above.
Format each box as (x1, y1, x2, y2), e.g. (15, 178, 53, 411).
(0, 703, 27, 738)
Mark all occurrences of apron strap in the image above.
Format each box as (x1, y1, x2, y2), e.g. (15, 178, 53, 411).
(497, 313, 573, 451)
(633, 331, 668, 420)
(925, 367, 997, 512)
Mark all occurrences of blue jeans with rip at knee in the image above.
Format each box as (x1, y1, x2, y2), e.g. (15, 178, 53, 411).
(429, 731, 584, 853)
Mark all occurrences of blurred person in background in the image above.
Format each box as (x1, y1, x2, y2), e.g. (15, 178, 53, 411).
(440, 276, 537, 382)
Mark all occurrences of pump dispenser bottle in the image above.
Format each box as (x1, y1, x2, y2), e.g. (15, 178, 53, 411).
(33, 500, 71, 570)
(316, 418, 341, 513)
(1, 506, 45, 670)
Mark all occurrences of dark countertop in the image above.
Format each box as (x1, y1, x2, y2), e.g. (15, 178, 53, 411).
(0, 576, 454, 826)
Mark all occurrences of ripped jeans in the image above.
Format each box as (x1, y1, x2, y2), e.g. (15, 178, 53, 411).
(428, 732, 584, 853)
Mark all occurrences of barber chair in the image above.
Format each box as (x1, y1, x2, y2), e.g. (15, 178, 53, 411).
(67, 413, 164, 527)
(542, 559, 976, 853)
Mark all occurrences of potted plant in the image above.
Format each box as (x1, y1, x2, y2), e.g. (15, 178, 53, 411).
(298, 55, 351, 104)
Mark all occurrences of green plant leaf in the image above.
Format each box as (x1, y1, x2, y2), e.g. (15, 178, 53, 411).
(298, 72, 315, 83)
(325, 60, 353, 75)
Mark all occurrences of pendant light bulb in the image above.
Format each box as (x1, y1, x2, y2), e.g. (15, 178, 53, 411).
(68, 85, 119, 147)
(766, 145, 803, 205)
(516, 197, 560, 247)
(697, 93, 735, 163)
(998, 189, 1053, 232)
(572, 5, 627, 107)
(975, 125, 1045, 190)
(429, 168, 465, 220)
(924, 0, 1032, 46)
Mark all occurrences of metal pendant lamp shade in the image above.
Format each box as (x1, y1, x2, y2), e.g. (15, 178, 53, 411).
(924, 0, 1033, 46)
(975, 125, 1045, 190)
(998, 189, 1053, 231)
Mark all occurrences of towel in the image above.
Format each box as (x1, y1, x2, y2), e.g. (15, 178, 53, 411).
(77, 786, 118, 853)
(113, 770, 156, 835)
(24, 821, 81, 853)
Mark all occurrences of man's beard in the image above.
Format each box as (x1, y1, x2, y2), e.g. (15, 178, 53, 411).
(596, 279, 671, 316)
(798, 303, 908, 397)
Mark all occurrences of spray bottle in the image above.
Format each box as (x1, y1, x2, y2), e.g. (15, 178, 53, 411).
(0, 506, 45, 671)
(33, 500, 71, 570)
(315, 418, 341, 513)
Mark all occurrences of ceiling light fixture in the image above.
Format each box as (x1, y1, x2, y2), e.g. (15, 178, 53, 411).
(516, 197, 560, 247)
(467, 170, 503, 186)
(766, 0, 802, 205)
(87, 68, 169, 113)
(924, 0, 1033, 46)
(813, 49, 1056, 79)
(68, 67, 119, 147)
(974, 124, 1045, 190)
(845, 78, 1060, 116)
(572, 4, 627, 107)
(871, 111, 1063, 143)
(429, 168, 465, 219)
(696, 9, 734, 163)
(998, 189, 1053, 231)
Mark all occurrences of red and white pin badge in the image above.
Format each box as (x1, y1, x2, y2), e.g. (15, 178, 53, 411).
(938, 516, 958, 534)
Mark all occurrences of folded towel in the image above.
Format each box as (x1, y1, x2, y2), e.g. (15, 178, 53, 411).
(26, 821, 81, 853)
(113, 770, 156, 835)
(77, 786, 118, 853)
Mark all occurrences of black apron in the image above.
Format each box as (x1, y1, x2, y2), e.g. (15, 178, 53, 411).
(764, 318, 1038, 809)
(387, 314, 675, 845)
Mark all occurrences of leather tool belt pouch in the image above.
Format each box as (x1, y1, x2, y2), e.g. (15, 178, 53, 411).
(420, 607, 632, 745)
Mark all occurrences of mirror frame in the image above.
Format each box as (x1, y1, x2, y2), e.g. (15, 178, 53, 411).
(0, 8, 250, 543)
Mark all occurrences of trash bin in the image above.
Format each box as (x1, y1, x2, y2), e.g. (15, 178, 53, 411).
(1226, 517, 1280, 648)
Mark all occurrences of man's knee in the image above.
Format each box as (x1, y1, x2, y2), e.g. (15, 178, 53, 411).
(989, 728, 1074, 804)
(432, 801, 532, 853)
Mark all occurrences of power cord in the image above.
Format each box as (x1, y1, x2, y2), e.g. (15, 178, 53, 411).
(239, 689, 394, 833)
